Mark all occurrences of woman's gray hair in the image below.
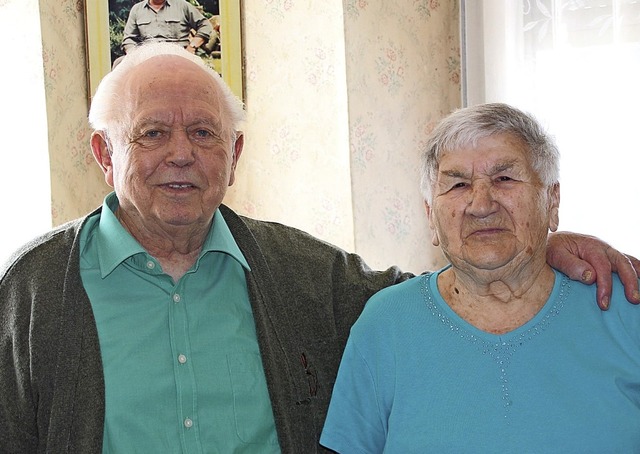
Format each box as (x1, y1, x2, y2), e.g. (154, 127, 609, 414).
(88, 41, 245, 141)
(420, 103, 560, 203)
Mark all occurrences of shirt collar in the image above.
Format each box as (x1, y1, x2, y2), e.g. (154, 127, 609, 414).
(96, 192, 249, 278)
(200, 206, 251, 272)
(145, 0, 171, 8)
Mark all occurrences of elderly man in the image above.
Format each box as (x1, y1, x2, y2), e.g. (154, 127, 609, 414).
(321, 103, 640, 452)
(122, 0, 213, 55)
(0, 44, 638, 453)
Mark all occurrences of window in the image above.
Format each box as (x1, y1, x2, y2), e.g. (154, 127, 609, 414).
(463, 0, 640, 257)
(0, 0, 51, 264)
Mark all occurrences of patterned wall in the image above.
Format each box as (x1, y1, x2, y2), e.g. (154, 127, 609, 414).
(227, 0, 354, 254)
(40, 0, 460, 273)
(344, 0, 460, 272)
(225, 0, 356, 253)
(40, 0, 111, 225)
(227, 0, 460, 272)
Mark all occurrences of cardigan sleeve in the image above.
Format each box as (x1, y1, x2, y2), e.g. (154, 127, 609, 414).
(0, 218, 105, 454)
(0, 251, 40, 452)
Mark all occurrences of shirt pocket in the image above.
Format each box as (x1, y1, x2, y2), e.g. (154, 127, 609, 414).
(135, 18, 153, 38)
(160, 18, 183, 39)
(227, 353, 280, 446)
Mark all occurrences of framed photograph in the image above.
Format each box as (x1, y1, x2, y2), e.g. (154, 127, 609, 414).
(85, 0, 244, 101)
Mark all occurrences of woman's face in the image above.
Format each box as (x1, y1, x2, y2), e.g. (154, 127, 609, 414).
(426, 134, 559, 275)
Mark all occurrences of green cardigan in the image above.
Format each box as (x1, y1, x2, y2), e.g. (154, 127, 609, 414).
(0, 204, 409, 453)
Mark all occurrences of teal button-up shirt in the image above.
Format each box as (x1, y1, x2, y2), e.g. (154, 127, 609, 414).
(79, 193, 280, 453)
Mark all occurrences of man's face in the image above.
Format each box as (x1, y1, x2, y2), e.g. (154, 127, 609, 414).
(95, 55, 242, 234)
(426, 134, 559, 274)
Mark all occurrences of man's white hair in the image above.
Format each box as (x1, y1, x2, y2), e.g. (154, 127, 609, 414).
(88, 41, 245, 139)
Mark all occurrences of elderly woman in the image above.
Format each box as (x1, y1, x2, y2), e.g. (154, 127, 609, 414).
(320, 103, 640, 453)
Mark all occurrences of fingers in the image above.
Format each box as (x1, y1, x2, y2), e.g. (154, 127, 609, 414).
(589, 247, 613, 310)
(563, 260, 596, 286)
(580, 268, 595, 285)
(546, 231, 639, 308)
(594, 269, 613, 311)
(574, 263, 611, 309)
(612, 253, 640, 305)
(545, 232, 596, 283)
(626, 254, 640, 275)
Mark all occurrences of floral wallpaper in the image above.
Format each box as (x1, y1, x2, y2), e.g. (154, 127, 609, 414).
(39, 0, 111, 225)
(227, 0, 461, 273)
(40, 0, 460, 274)
(226, 0, 356, 252)
(344, 0, 461, 272)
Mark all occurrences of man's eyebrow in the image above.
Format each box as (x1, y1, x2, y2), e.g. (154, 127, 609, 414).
(189, 118, 224, 129)
(133, 117, 171, 128)
(132, 117, 224, 130)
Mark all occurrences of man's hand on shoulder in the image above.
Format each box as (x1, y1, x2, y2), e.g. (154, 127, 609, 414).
(547, 231, 640, 310)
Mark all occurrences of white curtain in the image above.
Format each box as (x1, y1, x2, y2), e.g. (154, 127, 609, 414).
(463, 0, 640, 257)
(0, 0, 51, 263)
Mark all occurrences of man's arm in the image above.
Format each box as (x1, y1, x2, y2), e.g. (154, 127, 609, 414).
(186, 35, 206, 54)
(547, 231, 640, 310)
(185, 4, 213, 45)
(121, 6, 142, 54)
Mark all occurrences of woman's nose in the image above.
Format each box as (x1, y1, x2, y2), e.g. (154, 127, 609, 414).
(467, 183, 498, 217)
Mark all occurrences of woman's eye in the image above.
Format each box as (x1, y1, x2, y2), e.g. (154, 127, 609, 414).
(496, 176, 513, 182)
(195, 129, 212, 138)
(451, 182, 467, 189)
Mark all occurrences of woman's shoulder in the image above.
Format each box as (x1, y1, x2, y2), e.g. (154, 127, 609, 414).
(555, 269, 636, 311)
(356, 273, 432, 324)
(555, 270, 640, 339)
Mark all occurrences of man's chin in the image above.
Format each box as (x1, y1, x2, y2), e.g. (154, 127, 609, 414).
(155, 210, 206, 228)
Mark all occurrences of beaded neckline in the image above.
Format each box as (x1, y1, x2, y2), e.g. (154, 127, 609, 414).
(420, 270, 571, 418)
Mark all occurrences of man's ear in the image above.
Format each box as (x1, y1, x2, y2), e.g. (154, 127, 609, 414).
(228, 132, 244, 187)
(548, 183, 560, 232)
(90, 131, 115, 188)
(425, 201, 440, 247)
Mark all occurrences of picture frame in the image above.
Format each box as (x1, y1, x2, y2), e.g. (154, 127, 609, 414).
(85, 0, 244, 101)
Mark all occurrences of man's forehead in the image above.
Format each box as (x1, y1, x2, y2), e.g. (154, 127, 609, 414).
(116, 55, 227, 128)
(127, 55, 209, 83)
(123, 56, 222, 105)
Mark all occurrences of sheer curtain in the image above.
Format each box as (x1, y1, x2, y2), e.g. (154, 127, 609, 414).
(463, 0, 640, 257)
(0, 0, 51, 264)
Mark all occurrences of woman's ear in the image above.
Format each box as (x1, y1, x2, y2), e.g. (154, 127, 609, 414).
(425, 201, 440, 247)
(548, 183, 560, 232)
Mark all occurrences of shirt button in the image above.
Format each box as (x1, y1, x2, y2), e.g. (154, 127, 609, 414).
(184, 418, 193, 428)
(146, 261, 155, 269)
(173, 293, 181, 303)
(178, 354, 187, 364)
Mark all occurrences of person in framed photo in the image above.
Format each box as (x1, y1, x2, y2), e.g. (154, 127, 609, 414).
(121, 0, 214, 55)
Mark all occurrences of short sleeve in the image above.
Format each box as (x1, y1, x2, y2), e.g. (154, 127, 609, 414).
(320, 334, 387, 453)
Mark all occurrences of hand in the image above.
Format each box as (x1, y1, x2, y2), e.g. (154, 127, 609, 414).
(547, 231, 640, 310)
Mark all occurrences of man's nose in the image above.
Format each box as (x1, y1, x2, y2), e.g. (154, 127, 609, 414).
(166, 130, 195, 166)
